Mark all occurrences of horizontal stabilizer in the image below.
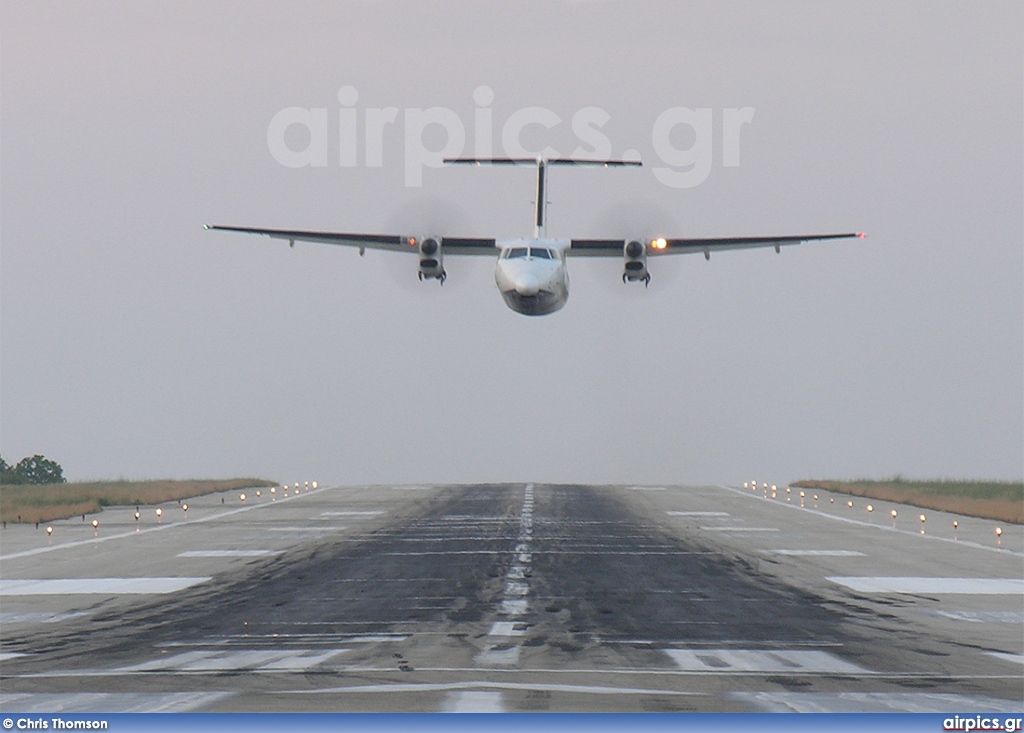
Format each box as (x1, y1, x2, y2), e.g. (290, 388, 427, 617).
(444, 157, 641, 167)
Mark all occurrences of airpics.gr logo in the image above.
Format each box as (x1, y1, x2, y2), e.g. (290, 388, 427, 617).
(266, 86, 755, 188)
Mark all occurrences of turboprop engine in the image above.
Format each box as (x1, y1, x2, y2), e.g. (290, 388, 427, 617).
(417, 236, 445, 284)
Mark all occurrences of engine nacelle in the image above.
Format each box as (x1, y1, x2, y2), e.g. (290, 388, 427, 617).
(622, 239, 649, 284)
(417, 235, 445, 283)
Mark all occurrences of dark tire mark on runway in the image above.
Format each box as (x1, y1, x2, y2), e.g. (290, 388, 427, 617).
(11, 485, 526, 666)
(526, 485, 852, 647)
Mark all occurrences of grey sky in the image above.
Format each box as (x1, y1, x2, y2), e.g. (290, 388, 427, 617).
(2, 1, 1021, 487)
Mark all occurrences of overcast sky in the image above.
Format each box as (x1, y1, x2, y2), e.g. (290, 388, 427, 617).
(2, 1, 1021, 487)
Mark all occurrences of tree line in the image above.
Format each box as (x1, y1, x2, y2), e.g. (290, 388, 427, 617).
(0, 455, 66, 485)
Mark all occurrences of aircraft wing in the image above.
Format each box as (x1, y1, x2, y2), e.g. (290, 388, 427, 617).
(203, 225, 498, 255)
(568, 232, 863, 257)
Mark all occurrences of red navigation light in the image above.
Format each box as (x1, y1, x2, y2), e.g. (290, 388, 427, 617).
(857, 232, 866, 239)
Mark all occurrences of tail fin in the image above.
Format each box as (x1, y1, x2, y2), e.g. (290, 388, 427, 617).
(444, 157, 641, 237)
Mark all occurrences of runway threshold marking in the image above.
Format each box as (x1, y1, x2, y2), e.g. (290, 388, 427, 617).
(827, 577, 1024, 594)
(664, 649, 868, 674)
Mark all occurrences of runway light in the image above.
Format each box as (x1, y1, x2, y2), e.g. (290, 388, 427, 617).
(867, 505, 874, 512)
(271, 487, 276, 494)
(312, 481, 318, 489)
(743, 482, 748, 489)
(813, 495, 818, 501)
(91, 520, 99, 529)
(799, 491, 805, 498)
(919, 514, 926, 523)
(255, 491, 261, 497)
(182, 504, 188, 513)
(830, 498, 835, 504)
(891, 510, 897, 518)
(46, 526, 53, 536)
(134, 511, 140, 521)
(156, 508, 163, 517)
(952, 521, 958, 529)
(762, 483, 768, 490)
(240, 493, 247, 502)
(995, 527, 1003, 537)
(847, 501, 854, 508)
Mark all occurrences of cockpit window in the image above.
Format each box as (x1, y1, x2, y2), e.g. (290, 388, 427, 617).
(505, 247, 528, 259)
(530, 247, 552, 259)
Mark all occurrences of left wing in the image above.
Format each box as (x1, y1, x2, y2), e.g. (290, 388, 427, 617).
(203, 225, 497, 255)
(569, 232, 864, 258)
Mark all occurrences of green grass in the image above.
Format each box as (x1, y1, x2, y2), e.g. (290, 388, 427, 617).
(0, 478, 277, 524)
(790, 478, 1023, 524)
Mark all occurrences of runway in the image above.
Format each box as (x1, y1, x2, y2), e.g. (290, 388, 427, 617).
(1, 482, 1021, 712)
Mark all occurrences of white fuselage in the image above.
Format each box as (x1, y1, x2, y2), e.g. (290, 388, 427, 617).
(493, 238, 570, 316)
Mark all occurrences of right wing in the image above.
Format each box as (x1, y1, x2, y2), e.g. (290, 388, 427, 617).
(204, 225, 497, 255)
(568, 232, 863, 257)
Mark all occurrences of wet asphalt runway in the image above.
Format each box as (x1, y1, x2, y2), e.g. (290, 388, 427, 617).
(1, 482, 1021, 712)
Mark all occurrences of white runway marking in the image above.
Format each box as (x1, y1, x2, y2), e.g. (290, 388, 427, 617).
(475, 646, 521, 666)
(987, 652, 1024, 665)
(828, 577, 1024, 595)
(664, 649, 867, 674)
(0, 692, 233, 713)
(0, 577, 210, 595)
(0, 487, 322, 561)
(500, 600, 528, 616)
(0, 612, 89, 624)
(320, 511, 385, 516)
(716, 484, 1024, 558)
(626, 486, 667, 491)
(177, 550, 282, 558)
(769, 550, 866, 557)
(117, 648, 349, 673)
(737, 691, 1024, 713)
(266, 526, 346, 532)
(667, 511, 730, 516)
(933, 610, 1024, 623)
(700, 526, 779, 532)
(0, 652, 27, 662)
(489, 621, 527, 637)
(445, 690, 505, 712)
(283, 681, 699, 697)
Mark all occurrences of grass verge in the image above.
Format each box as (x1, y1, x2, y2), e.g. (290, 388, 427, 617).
(790, 479, 1023, 525)
(0, 478, 277, 525)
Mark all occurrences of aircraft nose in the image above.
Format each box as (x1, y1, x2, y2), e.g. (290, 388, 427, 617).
(514, 273, 540, 296)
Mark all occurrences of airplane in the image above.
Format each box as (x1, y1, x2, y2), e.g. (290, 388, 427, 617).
(205, 157, 863, 316)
